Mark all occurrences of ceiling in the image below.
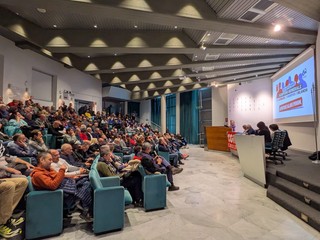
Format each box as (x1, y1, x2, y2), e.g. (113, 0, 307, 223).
(0, 0, 319, 100)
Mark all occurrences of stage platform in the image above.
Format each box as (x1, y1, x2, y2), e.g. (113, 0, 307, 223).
(266, 149, 320, 232)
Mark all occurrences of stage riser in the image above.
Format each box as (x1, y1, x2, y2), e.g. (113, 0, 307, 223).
(276, 171, 320, 195)
(267, 186, 320, 232)
(274, 178, 320, 212)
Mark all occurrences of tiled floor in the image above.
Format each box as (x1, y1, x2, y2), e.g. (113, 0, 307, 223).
(48, 146, 320, 240)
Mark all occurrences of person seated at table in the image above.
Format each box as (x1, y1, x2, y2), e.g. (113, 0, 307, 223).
(255, 121, 272, 147)
(242, 124, 255, 135)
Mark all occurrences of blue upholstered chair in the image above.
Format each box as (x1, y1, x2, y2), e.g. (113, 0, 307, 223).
(138, 165, 167, 211)
(89, 169, 126, 234)
(25, 176, 63, 239)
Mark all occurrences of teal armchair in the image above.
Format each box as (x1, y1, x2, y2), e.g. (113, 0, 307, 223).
(89, 169, 126, 234)
(25, 176, 63, 239)
(138, 165, 167, 211)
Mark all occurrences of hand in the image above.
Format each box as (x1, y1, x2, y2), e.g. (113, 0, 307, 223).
(79, 168, 87, 174)
(26, 163, 34, 169)
(60, 164, 67, 171)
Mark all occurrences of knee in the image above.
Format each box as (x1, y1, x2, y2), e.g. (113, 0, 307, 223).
(0, 181, 15, 193)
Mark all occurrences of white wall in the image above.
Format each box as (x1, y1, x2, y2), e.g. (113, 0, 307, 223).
(212, 85, 228, 126)
(228, 78, 273, 133)
(140, 99, 151, 124)
(0, 36, 102, 111)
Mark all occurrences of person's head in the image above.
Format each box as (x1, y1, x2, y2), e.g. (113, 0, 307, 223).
(66, 128, 74, 135)
(269, 124, 279, 132)
(61, 143, 73, 155)
(134, 145, 142, 155)
(142, 142, 151, 153)
(13, 133, 27, 146)
(39, 114, 46, 121)
(30, 129, 43, 140)
(100, 144, 110, 153)
(37, 152, 53, 170)
(242, 125, 248, 130)
(101, 149, 112, 162)
(257, 121, 266, 130)
(53, 120, 62, 128)
(49, 149, 60, 163)
(81, 140, 91, 151)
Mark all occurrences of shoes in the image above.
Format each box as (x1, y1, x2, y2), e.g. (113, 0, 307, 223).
(168, 185, 179, 191)
(79, 208, 93, 223)
(134, 200, 144, 208)
(178, 161, 184, 165)
(9, 217, 24, 227)
(79, 212, 93, 223)
(172, 167, 183, 175)
(0, 224, 22, 239)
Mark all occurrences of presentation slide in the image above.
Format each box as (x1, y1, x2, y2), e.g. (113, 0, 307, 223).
(273, 56, 315, 122)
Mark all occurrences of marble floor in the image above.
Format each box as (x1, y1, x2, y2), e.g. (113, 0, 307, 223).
(48, 146, 320, 240)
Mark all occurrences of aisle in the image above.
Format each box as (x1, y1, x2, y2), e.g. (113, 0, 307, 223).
(50, 146, 320, 240)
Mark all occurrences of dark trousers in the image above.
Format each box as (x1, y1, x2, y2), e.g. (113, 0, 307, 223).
(121, 171, 143, 203)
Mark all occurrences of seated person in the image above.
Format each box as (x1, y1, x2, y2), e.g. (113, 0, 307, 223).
(49, 149, 88, 178)
(140, 142, 180, 191)
(7, 133, 38, 165)
(242, 124, 255, 135)
(269, 124, 292, 150)
(60, 143, 90, 168)
(31, 152, 93, 222)
(0, 177, 28, 239)
(29, 130, 49, 153)
(158, 137, 180, 167)
(63, 128, 81, 145)
(255, 121, 272, 147)
(97, 149, 143, 207)
(73, 140, 95, 163)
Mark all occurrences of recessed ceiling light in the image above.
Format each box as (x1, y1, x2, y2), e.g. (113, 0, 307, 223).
(174, 26, 178, 29)
(207, 33, 211, 36)
(114, 53, 117, 56)
(87, 55, 91, 58)
(53, 24, 57, 28)
(16, 12, 19, 15)
(274, 24, 281, 32)
(195, 55, 197, 58)
(134, 25, 138, 28)
(94, 24, 98, 28)
(36, 8, 47, 13)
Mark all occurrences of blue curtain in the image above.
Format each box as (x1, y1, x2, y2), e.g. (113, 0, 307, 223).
(166, 94, 176, 133)
(180, 90, 199, 144)
(151, 97, 161, 127)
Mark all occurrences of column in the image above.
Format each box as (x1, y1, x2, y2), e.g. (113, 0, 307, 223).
(176, 92, 180, 134)
(124, 101, 128, 115)
(161, 95, 166, 133)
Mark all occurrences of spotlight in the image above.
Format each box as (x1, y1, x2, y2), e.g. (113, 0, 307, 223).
(274, 24, 281, 32)
(200, 43, 206, 50)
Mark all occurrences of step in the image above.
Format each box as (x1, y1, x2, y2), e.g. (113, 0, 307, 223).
(277, 170, 320, 194)
(267, 185, 320, 232)
(274, 177, 320, 212)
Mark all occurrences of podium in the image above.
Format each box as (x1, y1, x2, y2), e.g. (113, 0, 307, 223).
(205, 126, 231, 152)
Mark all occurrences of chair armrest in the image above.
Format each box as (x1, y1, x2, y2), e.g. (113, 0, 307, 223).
(100, 176, 120, 187)
(19, 157, 32, 163)
(143, 174, 167, 192)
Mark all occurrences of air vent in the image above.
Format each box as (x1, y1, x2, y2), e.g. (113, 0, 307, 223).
(238, 0, 277, 23)
(239, 11, 260, 22)
(204, 54, 220, 61)
(202, 66, 215, 71)
(214, 33, 238, 45)
(254, 0, 276, 11)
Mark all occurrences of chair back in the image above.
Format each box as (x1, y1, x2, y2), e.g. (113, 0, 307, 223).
(271, 131, 286, 151)
(89, 169, 103, 190)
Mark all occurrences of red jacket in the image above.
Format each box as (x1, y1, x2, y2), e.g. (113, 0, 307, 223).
(30, 167, 65, 190)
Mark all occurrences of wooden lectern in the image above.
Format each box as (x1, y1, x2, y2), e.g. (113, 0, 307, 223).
(205, 126, 231, 152)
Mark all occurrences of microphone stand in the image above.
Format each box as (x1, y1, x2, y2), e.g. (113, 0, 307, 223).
(311, 83, 320, 164)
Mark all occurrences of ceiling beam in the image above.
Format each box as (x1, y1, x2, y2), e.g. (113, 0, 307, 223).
(92, 55, 295, 75)
(0, 0, 316, 44)
(102, 63, 286, 85)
